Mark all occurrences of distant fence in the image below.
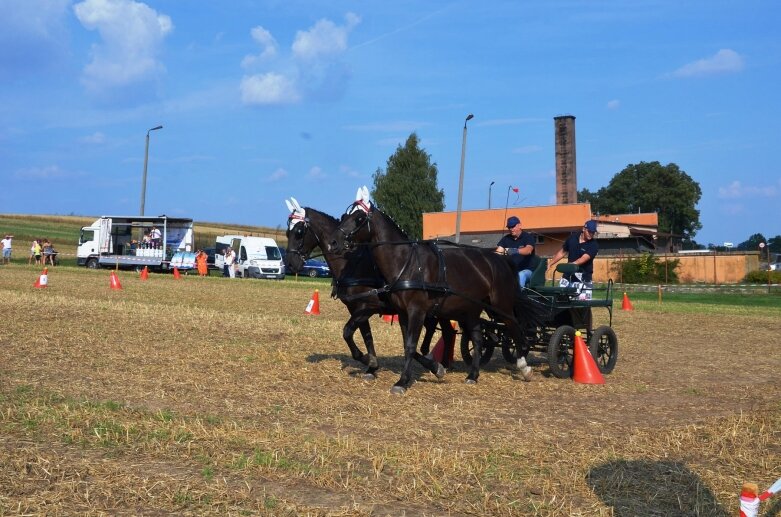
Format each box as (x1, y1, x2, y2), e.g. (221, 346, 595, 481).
(592, 251, 761, 284)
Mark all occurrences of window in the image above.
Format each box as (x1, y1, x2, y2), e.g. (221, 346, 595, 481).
(266, 246, 282, 260)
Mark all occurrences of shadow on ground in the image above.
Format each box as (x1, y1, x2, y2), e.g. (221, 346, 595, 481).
(587, 460, 729, 516)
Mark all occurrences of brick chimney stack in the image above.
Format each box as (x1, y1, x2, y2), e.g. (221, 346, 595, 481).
(554, 115, 577, 204)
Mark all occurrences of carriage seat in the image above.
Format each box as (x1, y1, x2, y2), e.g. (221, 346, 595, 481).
(527, 256, 548, 288)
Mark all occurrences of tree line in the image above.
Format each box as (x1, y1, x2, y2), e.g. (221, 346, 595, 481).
(370, 133, 779, 254)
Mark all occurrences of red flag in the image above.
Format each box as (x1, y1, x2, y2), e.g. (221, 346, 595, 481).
(512, 187, 519, 193)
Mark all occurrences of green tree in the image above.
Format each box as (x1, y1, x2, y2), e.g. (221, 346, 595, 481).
(578, 161, 702, 241)
(371, 133, 445, 239)
(767, 235, 781, 253)
(736, 233, 766, 251)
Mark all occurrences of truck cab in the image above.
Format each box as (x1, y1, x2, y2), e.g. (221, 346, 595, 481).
(214, 235, 285, 279)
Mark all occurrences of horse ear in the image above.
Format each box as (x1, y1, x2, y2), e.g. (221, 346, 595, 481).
(285, 199, 294, 212)
(354, 187, 363, 202)
(290, 197, 302, 211)
(360, 186, 370, 203)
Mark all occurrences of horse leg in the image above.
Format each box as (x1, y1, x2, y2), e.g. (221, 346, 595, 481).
(465, 319, 483, 384)
(391, 312, 425, 395)
(419, 317, 437, 356)
(342, 314, 367, 362)
(507, 320, 532, 381)
(357, 319, 380, 379)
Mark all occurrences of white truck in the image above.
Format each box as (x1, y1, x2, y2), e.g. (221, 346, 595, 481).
(214, 235, 285, 279)
(77, 215, 194, 270)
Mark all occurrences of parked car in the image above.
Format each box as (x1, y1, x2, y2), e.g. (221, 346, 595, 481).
(280, 247, 331, 277)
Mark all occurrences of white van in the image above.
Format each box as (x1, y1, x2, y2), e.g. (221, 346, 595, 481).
(214, 235, 284, 279)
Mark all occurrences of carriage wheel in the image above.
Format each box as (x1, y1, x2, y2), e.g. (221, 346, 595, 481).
(460, 329, 495, 366)
(589, 326, 618, 374)
(547, 325, 576, 379)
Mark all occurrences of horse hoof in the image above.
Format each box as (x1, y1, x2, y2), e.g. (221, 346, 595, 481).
(362, 373, 377, 381)
(464, 379, 477, 385)
(390, 386, 406, 395)
(435, 364, 446, 379)
(368, 356, 379, 369)
(520, 366, 533, 382)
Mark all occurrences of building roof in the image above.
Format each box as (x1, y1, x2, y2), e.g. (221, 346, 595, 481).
(422, 204, 593, 239)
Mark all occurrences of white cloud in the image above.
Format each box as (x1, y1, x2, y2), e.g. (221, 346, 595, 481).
(292, 13, 360, 61)
(344, 121, 430, 132)
(73, 0, 173, 91)
(14, 165, 81, 180)
(606, 99, 620, 110)
(267, 167, 289, 182)
(0, 0, 70, 72)
(512, 145, 541, 154)
(339, 165, 363, 178)
(717, 180, 778, 199)
(240, 73, 301, 105)
(241, 26, 277, 68)
(672, 49, 744, 78)
(307, 166, 326, 179)
(80, 131, 106, 144)
(475, 117, 543, 127)
(240, 13, 358, 106)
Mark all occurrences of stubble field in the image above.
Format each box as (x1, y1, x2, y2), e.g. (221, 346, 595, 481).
(1, 265, 780, 516)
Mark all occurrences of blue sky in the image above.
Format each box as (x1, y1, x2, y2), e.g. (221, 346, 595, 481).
(1, 0, 779, 246)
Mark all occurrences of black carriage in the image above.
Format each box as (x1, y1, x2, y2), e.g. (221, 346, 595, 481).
(463, 257, 618, 378)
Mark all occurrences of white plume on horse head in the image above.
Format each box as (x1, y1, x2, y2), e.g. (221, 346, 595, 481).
(348, 185, 372, 214)
(285, 197, 306, 230)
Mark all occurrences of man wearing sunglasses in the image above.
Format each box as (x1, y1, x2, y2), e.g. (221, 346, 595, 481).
(496, 216, 536, 288)
(548, 220, 599, 286)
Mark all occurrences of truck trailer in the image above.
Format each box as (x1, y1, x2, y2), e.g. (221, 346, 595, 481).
(77, 215, 194, 270)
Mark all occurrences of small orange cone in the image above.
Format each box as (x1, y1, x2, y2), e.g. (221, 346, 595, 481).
(621, 292, 634, 311)
(140, 266, 149, 280)
(572, 331, 605, 384)
(109, 271, 123, 290)
(33, 267, 49, 288)
(173, 267, 181, 279)
(381, 314, 399, 323)
(305, 289, 320, 315)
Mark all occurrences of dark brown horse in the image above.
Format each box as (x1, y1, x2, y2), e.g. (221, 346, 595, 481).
(284, 198, 454, 380)
(328, 189, 543, 394)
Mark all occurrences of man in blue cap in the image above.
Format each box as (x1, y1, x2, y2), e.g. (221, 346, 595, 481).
(548, 220, 599, 286)
(496, 216, 536, 288)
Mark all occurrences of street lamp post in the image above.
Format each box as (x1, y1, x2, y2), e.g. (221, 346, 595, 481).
(454, 113, 474, 244)
(488, 180, 495, 209)
(140, 125, 163, 216)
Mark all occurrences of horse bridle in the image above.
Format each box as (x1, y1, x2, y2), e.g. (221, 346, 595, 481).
(286, 214, 319, 262)
(338, 202, 372, 250)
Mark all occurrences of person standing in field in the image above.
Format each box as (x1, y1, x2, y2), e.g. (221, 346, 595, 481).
(1, 235, 12, 265)
(195, 249, 208, 277)
(29, 239, 39, 265)
(224, 247, 236, 278)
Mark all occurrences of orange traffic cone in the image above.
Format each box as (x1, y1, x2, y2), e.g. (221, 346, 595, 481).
(33, 267, 49, 288)
(572, 331, 605, 384)
(140, 266, 149, 280)
(173, 267, 181, 279)
(621, 292, 634, 311)
(109, 271, 123, 290)
(381, 314, 399, 323)
(305, 289, 320, 315)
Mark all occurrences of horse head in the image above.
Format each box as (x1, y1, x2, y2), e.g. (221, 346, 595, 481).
(329, 187, 374, 253)
(284, 197, 317, 273)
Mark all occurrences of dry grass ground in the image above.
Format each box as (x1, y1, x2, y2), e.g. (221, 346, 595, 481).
(1, 265, 780, 516)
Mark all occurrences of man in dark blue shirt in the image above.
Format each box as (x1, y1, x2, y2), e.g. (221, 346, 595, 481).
(548, 220, 599, 283)
(495, 216, 536, 287)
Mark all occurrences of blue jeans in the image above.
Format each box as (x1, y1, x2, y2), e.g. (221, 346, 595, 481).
(518, 269, 532, 288)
